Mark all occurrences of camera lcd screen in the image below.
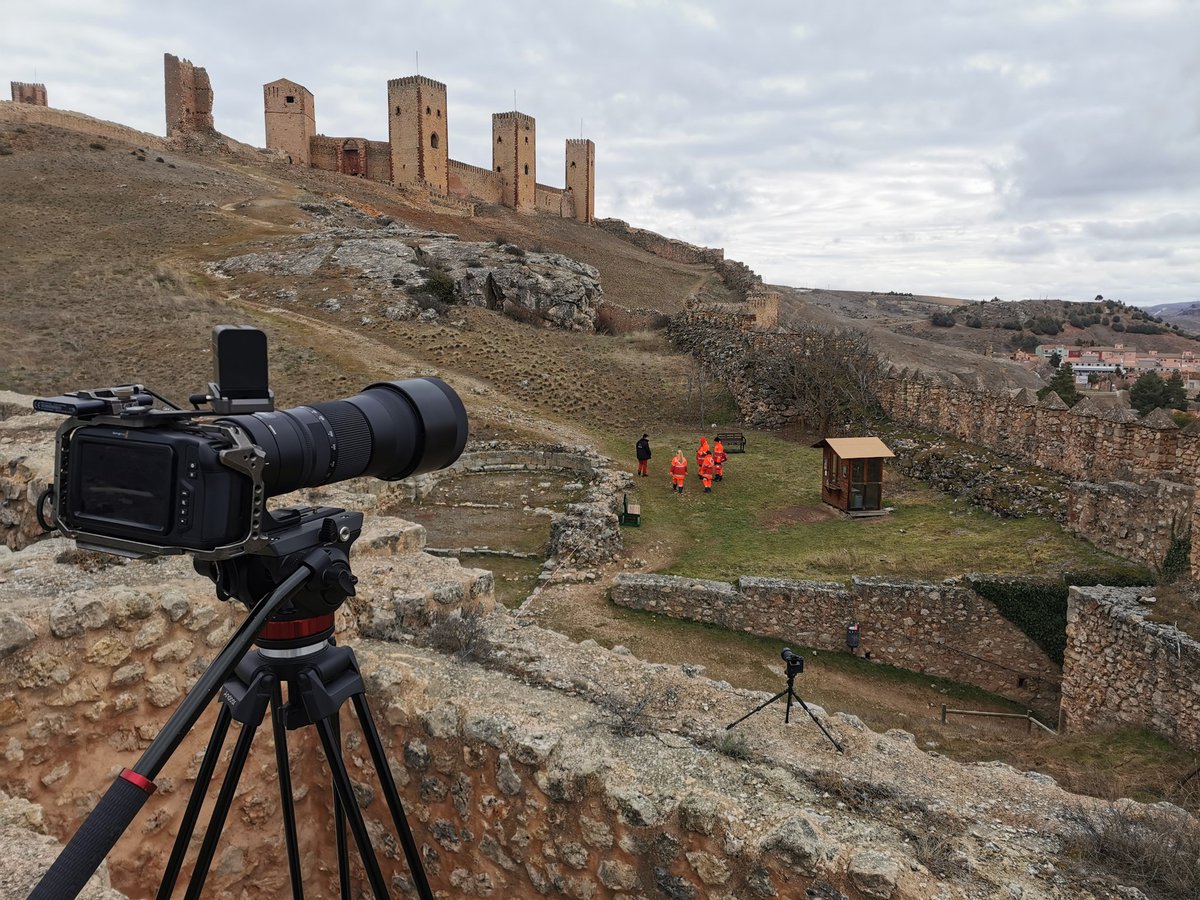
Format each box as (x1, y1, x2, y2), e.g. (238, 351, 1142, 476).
(74, 439, 173, 532)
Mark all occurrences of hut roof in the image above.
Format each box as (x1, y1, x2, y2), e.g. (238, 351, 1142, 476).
(812, 437, 896, 459)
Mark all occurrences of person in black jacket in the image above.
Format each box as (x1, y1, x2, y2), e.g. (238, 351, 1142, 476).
(635, 433, 651, 477)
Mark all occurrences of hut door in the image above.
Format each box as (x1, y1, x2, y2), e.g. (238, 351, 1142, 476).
(849, 460, 866, 510)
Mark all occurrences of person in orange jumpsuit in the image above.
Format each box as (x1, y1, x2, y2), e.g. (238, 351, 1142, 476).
(695, 437, 709, 478)
(700, 450, 715, 493)
(712, 438, 727, 481)
(670, 450, 688, 493)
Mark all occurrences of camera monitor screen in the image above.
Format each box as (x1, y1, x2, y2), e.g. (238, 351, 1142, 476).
(74, 438, 173, 533)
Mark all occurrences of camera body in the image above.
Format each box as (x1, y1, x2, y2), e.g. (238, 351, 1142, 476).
(781, 647, 805, 673)
(42, 406, 267, 560)
(36, 326, 468, 562)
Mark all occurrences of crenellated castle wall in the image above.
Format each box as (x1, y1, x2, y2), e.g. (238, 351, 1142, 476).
(449, 159, 503, 205)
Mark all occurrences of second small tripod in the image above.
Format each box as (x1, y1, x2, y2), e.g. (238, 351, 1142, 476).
(726, 648, 845, 753)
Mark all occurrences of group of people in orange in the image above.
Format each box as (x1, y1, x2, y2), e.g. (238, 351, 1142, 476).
(668, 436, 727, 494)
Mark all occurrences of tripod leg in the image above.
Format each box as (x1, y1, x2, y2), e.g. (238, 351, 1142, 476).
(183, 717, 262, 900)
(332, 714, 350, 900)
(792, 691, 845, 753)
(270, 683, 305, 900)
(314, 714, 393, 898)
(724, 688, 788, 730)
(785, 687, 794, 724)
(156, 704, 234, 900)
(351, 692, 435, 900)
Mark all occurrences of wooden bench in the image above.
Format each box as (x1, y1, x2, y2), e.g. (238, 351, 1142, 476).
(619, 493, 641, 527)
(715, 432, 746, 453)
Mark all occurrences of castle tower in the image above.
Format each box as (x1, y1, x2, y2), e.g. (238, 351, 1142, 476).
(492, 111, 536, 211)
(164, 53, 214, 137)
(10, 82, 47, 106)
(387, 76, 448, 192)
(565, 139, 595, 223)
(263, 79, 315, 166)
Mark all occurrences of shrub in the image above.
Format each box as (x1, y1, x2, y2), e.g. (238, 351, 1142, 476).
(491, 235, 510, 246)
(965, 316, 983, 328)
(930, 311, 955, 327)
(1002, 320, 1022, 330)
(419, 265, 457, 304)
(1158, 533, 1191, 584)
(0, 144, 12, 157)
(1061, 800, 1200, 900)
(89, 142, 106, 151)
(427, 607, 493, 663)
(503, 244, 526, 257)
(597, 685, 680, 737)
(711, 730, 752, 760)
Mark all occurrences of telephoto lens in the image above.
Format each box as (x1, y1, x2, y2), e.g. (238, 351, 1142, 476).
(221, 377, 468, 498)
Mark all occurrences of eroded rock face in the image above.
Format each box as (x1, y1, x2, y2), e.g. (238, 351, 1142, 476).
(212, 224, 602, 332)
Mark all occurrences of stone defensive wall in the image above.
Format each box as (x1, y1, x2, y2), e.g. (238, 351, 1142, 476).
(610, 573, 1061, 709)
(876, 375, 1200, 484)
(1062, 586, 1200, 750)
(0, 102, 169, 152)
(595, 218, 724, 265)
(448, 159, 503, 204)
(595, 302, 671, 335)
(309, 135, 392, 184)
(1068, 478, 1193, 571)
(535, 182, 571, 217)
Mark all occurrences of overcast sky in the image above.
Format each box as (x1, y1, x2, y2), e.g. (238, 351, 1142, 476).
(5, 0, 1199, 304)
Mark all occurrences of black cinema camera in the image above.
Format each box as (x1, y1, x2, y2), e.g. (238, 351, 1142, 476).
(781, 647, 805, 673)
(35, 325, 468, 561)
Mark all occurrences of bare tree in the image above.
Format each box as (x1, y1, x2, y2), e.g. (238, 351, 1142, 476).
(750, 325, 884, 434)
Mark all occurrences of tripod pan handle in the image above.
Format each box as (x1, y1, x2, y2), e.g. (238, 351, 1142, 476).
(29, 771, 154, 899)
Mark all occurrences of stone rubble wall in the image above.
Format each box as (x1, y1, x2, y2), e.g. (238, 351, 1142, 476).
(387, 444, 628, 568)
(594, 219, 724, 266)
(594, 302, 671, 335)
(1062, 586, 1200, 750)
(1067, 478, 1193, 571)
(611, 573, 1061, 709)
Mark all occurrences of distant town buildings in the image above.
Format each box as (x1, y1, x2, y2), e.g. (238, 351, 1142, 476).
(1035, 342, 1200, 395)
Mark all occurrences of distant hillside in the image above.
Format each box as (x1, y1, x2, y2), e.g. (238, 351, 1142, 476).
(1144, 300, 1200, 333)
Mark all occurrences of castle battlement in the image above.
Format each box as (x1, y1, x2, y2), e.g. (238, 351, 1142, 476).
(387, 75, 447, 91)
(10, 81, 47, 106)
(493, 110, 535, 124)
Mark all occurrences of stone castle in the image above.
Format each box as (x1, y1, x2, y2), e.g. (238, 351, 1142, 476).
(9, 81, 47, 106)
(261, 72, 595, 222)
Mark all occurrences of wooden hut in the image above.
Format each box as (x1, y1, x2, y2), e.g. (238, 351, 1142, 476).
(812, 437, 895, 516)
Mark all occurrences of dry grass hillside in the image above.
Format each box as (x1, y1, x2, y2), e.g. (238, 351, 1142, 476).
(0, 108, 728, 443)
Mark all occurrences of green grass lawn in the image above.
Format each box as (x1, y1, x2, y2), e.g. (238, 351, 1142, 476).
(604, 429, 1146, 583)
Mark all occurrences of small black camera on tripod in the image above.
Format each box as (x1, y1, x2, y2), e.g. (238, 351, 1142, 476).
(30, 326, 467, 900)
(725, 647, 844, 753)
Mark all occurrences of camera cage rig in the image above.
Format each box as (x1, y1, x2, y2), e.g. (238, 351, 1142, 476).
(38, 385, 275, 561)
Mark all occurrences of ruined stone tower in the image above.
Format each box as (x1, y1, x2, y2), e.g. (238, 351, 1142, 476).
(263, 78, 315, 166)
(492, 111, 537, 212)
(565, 138, 595, 223)
(10, 82, 47, 106)
(387, 76, 448, 192)
(164, 53, 214, 137)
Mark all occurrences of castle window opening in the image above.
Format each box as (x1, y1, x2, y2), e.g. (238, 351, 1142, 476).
(497, 135, 502, 143)
(570, 161, 576, 168)
(524, 136, 528, 144)
(437, 109, 441, 118)
(524, 164, 529, 175)
(430, 133, 439, 149)
(286, 95, 295, 103)
(395, 106, 401, 115)
(426, 105, 431, 114)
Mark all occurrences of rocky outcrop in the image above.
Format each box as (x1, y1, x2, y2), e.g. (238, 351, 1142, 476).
(212, 223, 602, 332)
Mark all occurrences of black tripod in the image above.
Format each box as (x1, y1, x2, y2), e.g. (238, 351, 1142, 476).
(725, 648, 845, 753)
(29, 507, 434, 899)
